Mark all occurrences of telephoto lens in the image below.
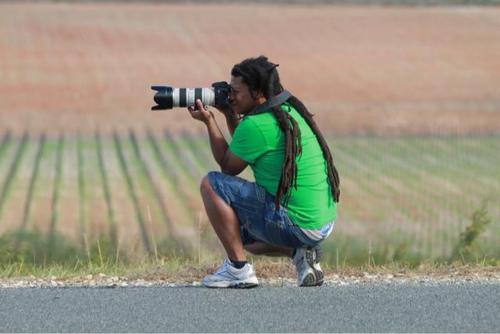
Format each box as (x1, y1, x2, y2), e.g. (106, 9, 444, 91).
(151, 86, 215, 110)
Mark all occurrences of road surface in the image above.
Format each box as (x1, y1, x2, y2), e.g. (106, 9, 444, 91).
(1, 282, 499, 332)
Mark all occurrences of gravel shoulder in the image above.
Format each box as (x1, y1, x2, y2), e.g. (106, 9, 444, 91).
(1, 265, 499, 288)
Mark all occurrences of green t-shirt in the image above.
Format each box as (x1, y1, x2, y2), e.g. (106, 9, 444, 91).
(229, 103, 337, 230)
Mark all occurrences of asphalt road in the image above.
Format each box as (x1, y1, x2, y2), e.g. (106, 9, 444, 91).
(1, 282, 499, 332)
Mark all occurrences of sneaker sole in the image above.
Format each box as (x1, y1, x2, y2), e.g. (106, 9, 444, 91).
(306, 248, 324, 287)
(299, 272, 317, 287)
(314, 269, 324, 286)
(203, 281, 259, 289)
(230, 282, 259, 289)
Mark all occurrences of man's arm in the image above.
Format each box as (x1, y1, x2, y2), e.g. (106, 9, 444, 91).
(189, 100, 247, 175)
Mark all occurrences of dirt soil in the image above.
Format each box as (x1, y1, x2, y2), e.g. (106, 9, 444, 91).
(1, 3, 500, 136)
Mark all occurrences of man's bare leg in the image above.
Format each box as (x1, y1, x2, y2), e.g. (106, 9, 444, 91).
(200, 175, 246, 262)
(245, 241, 294, 258)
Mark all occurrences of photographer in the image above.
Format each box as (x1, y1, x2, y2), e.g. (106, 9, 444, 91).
(188, 56, 340, 288)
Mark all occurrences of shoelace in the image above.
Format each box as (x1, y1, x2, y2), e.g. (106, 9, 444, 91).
(213, 258, 233, 275)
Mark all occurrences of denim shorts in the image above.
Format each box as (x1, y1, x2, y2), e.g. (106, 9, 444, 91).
(207, 171, 332, 249)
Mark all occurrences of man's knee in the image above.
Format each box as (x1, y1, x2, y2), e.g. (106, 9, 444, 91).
(201, 171, 226, 199)
(200, 176, 216, 206)
(200, 174, 211, 194)
(200, 171, 221, 193)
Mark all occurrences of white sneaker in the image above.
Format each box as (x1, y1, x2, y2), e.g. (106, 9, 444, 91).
(202, 258, 259, 288)
(293, 247, 324, 287)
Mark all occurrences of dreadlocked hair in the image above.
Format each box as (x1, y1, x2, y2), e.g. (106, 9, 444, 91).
(231, 56, 340, 209)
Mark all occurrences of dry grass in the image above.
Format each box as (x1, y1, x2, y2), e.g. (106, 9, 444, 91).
(1, 259, 499, 287)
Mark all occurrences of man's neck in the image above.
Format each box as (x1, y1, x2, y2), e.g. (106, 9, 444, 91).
(247, 91, 292, 116)
(255, 97, 267, 105)
(241, 97, 268, 116)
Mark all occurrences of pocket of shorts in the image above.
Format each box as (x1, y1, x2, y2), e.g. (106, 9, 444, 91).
(255, 185, 267, 204)
(263, 200, 277, 223)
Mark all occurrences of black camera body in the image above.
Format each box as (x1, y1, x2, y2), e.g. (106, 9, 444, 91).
(151, 81, 231, 111)
(211, 81, 231, 110)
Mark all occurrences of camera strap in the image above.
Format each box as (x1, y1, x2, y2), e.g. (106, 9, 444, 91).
(247, 90, 292, 116)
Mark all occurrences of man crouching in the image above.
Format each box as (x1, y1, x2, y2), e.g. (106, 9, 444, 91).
(188, 56, 340, 288)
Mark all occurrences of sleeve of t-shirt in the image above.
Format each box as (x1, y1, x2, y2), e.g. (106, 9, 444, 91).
(229, 117, 267, 164)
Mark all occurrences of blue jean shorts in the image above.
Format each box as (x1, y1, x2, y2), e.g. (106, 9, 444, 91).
(207, 171, 332, 249)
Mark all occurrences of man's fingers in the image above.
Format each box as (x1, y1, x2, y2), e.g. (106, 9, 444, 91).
(187, 106, 198, 118)
(195, 99, 212, 118)
(195, 99, 206, 111)
(188, 100, 212, 123)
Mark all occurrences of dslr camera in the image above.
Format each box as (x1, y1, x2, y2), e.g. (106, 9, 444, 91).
(151, 81, 231, 110)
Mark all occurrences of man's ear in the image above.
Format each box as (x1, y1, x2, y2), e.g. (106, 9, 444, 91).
(252, 90, 265, 100)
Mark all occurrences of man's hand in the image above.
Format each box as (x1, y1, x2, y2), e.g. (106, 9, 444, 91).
(188, 99, 214, 124)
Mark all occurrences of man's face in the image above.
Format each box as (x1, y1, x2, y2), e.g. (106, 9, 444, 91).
(228, 76, 262, 115)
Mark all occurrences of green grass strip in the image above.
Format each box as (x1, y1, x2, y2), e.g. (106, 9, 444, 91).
(354, 138, 447, 222)
(0, 130, 12, 163)
(0, 132, 29, 220)
(77, 133, 88, 248)
(180, 130, 212, 171)
(129, 130, 175, 237)
(146, 129, 197, 224)
(184, 132, 218, 171)
(113, 131, 153, 255)
(16, 134, 46, 243)
(146, 128, 181, 188)
(47, 134, 65, 260)
(95, 131, 118, 248)
(164, 129, 202, 183)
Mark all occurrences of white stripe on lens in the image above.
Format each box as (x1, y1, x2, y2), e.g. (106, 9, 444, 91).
(172, 87, 215, 107)
(173, 88, 180, 106)
(202, 88, 215, 106)
(186, 88, 195, 106)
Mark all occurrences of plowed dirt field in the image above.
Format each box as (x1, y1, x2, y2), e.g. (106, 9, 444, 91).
(1, 3, 499, 135)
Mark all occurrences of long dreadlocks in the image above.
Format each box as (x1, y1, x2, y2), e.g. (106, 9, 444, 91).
(231, 56, 340, 209)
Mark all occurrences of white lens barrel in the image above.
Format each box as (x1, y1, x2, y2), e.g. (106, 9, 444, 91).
(172, 88, 215, 107)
